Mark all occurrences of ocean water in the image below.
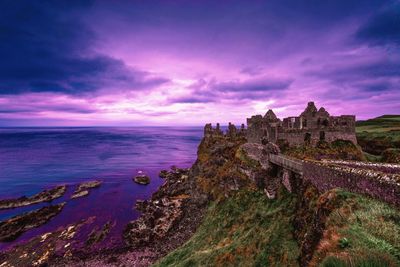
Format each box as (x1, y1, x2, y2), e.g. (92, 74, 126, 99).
(0, 127, 202, 250)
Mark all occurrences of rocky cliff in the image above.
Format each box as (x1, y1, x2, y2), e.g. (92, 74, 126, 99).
(155, 128, 400, 267)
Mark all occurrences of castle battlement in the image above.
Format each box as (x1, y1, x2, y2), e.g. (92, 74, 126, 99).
(204, 122, 246, 139)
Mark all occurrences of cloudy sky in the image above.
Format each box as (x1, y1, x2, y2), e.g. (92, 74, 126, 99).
(0, 0, 399, 126)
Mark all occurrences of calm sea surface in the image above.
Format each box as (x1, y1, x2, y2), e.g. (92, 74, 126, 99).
(0, 127, 202, 250)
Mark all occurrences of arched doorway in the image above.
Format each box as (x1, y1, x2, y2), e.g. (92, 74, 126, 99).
(319, 131, 325, 141)
(304, 132, 311, 145)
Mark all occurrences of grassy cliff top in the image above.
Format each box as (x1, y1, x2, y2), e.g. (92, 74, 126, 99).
(356, 115, 400, 133)
(356, 115, 400, 160)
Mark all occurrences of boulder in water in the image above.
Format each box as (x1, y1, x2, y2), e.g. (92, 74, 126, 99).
(134, 174, 150, 185)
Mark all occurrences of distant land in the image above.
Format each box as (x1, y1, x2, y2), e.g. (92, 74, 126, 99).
(356, 115, 400, 162)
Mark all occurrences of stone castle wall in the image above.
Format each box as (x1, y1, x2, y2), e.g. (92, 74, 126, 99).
(246, 102, 357, 146)
(204, 123, 246, 139)
(277, 128, 358, 146)
(303, 161, 400, 207)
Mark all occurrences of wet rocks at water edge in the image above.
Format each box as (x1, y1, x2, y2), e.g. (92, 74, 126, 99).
(0, 216, 104, 267)
(124, 167, 207, 250)
(0, 185, 67, 210)
(133, 171, 150, 185)
(71, 180, 102, 199)
(86, 221, 114, 246)
(0, 202, 66, 242)
(159, 170, 169, 178)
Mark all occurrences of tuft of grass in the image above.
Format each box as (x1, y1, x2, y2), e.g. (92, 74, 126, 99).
(338, 237, 350, 249)
(321, 256, 348, 267)
(154, 188, 300, 267)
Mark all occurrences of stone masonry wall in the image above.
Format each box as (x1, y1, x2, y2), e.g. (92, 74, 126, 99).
(303, 161, 400, 207)
(277, 128, 357, 147)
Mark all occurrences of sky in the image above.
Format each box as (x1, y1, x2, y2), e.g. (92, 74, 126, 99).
(0, 0, 399, 126)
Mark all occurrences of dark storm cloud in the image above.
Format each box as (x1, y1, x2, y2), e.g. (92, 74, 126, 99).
(306, 59, 400, 95)
(307, 60, 400, 81)
(356, 2, 400, 46)
(0, 0, 168, 95)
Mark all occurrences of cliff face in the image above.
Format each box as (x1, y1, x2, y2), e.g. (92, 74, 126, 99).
(191, 133, 251, 200)
(156, 132, 400, 267)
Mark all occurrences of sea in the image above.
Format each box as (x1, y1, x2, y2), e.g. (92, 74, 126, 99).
(0, 127, 203, 250)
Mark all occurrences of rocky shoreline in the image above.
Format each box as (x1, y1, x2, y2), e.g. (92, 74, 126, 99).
(0, 185, 66, 210)
(0, 167, 208, 266)
(0, 203, 65, 242)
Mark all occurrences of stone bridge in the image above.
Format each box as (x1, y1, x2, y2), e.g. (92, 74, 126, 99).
(269, 154, 303, 175)
(267, 154, 303, 196)
(267, 153, 400, 208)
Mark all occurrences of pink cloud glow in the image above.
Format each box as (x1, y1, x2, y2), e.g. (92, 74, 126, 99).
(1, 1, 399, 126)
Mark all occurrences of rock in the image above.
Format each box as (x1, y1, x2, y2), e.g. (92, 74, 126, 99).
(71, 180, 102, 199)
(77, 180, 102, 191)
(124, 166, 206, 249)
(265, 141, 281, 155)
(134, 175, 150, 185)
(124, 197, 184, 247)
(0, 216, 97, 266)
(135, 200, 149, 212)
(0, 185, 67, 210)
(159, 170, 169, 178)
(71, 190, 89, 199)
(0, 203, 65, 242)
(86, 221, 113, 246)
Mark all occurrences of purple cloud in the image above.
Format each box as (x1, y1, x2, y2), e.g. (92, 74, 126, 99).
(0, 0, 398, 125)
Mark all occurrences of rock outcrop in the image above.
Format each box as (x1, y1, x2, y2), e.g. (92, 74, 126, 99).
(71, 180, 102, 199)
(0, 203, 65, 242)
(124, 167, 207, 252)
(0, 185, 66, 210)
(133, 174, 150, 185)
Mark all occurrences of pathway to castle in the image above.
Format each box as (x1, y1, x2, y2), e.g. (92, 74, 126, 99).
(268, 153, 400, 208)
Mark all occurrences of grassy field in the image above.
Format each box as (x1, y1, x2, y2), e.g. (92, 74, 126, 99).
(356, 115, 400, 159)
(356, 115, 400, 134)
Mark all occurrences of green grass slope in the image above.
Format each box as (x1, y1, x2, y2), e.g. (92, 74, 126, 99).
(312, 190, 400, 267)
(356, 115, 400, 161)
(154, 187, 400, 267)
(154, 189, 299, 267)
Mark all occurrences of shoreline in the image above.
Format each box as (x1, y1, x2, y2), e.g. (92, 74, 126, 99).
(0, 166, 208, 266)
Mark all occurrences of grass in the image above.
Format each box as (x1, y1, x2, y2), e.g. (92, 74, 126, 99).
(154, 188, 400, 267)
(312, 190, 400, 267)
(356, 115, 400, 133)
(283, 140, 365, 161)
(363, 151, 382, 162)
(356, 115, 400, 158)
(154, 188, 300, 267)
(356, 115, 400, 136)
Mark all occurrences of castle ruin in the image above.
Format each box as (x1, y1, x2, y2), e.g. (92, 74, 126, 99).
(247, 101, 357, 146)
